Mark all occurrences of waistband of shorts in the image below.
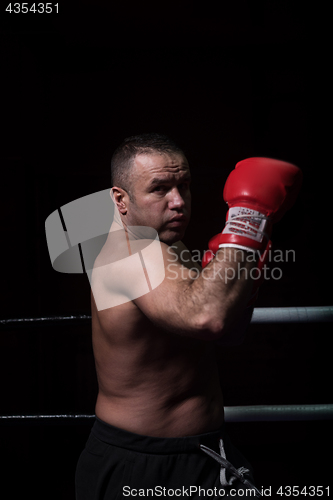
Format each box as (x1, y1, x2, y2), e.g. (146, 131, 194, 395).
(92, 417, 226, 454)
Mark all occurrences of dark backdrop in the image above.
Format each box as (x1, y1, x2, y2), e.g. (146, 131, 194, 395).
(1, 2, 331, 499)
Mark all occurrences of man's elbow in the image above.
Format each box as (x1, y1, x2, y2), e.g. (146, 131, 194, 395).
(192, 312, 227, 341)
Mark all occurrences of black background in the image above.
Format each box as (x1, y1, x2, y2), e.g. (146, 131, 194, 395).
(1, 1, 332, 499)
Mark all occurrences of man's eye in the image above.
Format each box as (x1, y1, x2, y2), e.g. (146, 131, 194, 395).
(154, 186, 167, 192)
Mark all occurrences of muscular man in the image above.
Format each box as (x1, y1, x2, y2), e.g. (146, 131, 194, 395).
(75, 134, 302, 499)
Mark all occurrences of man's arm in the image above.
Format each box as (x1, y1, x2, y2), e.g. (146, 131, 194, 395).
(98, 157, 301, 342)
(133, 242, 256, 340)
(133, 156, 302, 340)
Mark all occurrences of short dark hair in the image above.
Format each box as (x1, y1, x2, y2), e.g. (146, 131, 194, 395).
(111, 133, 186, 197)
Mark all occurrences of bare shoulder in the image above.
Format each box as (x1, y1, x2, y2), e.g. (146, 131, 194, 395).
(90, 231, 169, 312)
(90, 234, 206, 336)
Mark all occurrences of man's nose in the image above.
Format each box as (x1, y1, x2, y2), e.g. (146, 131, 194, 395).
(168, 187, 186, 209)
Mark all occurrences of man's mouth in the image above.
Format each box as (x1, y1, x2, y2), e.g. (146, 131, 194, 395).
(167, 215, 187, 227)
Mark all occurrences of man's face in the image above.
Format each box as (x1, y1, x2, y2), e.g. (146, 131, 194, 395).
(124, 152, 191, 244)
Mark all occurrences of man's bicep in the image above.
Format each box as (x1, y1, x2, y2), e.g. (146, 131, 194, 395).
(91, 239, 193, 320)
(133, 244, 196, 331)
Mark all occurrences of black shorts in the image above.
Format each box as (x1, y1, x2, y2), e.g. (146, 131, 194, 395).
(75, 418, 259, 499)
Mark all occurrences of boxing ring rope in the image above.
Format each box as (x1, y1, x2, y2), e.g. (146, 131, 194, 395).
(1, 306, 332, 328)
(251, 306, 333, 324)
(1, 306, 332, 424)
(1, 405, 333, 424)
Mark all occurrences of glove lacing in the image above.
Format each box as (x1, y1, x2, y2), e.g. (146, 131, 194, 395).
(224, 214, 270, 241)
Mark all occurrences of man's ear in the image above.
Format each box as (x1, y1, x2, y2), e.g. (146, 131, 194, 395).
(111, 187, 128, 215)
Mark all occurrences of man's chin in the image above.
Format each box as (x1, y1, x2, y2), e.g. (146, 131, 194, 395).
(159, 228, 186, 245)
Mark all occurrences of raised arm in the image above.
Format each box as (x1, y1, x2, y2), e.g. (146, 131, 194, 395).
(97, 157, 302, 341)
(134, 157, 302, 340)
(133, 242, 257, 339)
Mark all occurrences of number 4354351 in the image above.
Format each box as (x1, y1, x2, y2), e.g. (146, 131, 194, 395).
(6, 3, 59, 13)
(277, 486, 330, 496)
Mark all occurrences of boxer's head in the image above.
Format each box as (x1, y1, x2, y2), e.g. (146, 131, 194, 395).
(111, 134, 191, 244)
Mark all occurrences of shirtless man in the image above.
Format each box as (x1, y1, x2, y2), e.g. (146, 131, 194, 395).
(75, 133, 302, 499)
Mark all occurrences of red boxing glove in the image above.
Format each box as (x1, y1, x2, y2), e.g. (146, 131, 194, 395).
(201, 234, 220, 268)
(201, 249, 214, 269)
(219, 157, 302, 254)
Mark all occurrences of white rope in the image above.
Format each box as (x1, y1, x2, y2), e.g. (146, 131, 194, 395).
(1, 307, 332, 326)
(251, 306, 333, 324)
(1, 404, 332, 423)
(224, 404, 333, 422)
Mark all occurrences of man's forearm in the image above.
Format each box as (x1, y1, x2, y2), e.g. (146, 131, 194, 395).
(180, 247, 257, 338)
